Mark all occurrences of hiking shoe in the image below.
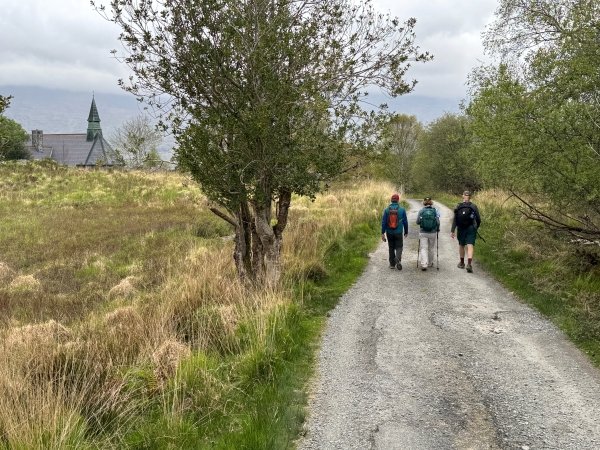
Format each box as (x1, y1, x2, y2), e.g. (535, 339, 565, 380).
(389, 265, 396, 269)
(396, 262, 402, 270)
(466, 264, 473, 273)
(457, 262, 465, 269)
(421, 267, 427, 271)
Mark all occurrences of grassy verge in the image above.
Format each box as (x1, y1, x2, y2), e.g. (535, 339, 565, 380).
(437, 190, 600, 367)
(0, 161, 390, 449)
(202, 221, 381, 448)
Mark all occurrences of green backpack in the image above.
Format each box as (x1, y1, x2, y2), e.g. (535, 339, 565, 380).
(420, 208, 437, 232)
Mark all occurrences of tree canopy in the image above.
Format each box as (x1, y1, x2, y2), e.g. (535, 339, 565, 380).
(411, 113, 475, 194)
(0, 116, 29, 161)
(377, 114, 422, 193)
(96, 0, 431, 283)
(468, 0, 600, 240)
(110, 115, 163, 168)
(0, 95, 12, 115)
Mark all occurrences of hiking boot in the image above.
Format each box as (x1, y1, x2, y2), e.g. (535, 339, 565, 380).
(457, 261, 465, 269)
(466, 264, 473, 273)
(396, 262, 402, 270)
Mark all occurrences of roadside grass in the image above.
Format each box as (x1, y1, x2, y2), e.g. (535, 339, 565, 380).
(437, 189, 600, 366)
(0, 161, 390, 449)
(0, 161, 227, 325)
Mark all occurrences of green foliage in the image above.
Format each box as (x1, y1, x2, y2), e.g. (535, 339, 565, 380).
(469, 0, 600, 240)
(193, 215, 232, 239)
(375, 114, 422, 190)
(411, 113, 478, 193)
(96, 0, 431, 282)
(0, 115, 30, 160)
(0, 94, 12, 114)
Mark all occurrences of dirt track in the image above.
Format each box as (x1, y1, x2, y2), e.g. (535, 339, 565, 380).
(299, 199, 600, 450)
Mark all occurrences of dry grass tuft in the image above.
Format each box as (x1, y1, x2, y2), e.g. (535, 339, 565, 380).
(152, 339, 191, 382)
(103, 306, 145, 341)
(475, 189, 520, 209)
(108, 276, 138, 299)
(218, 304, 239, 336)
(2, 320, 75, 380)
(4, 319, 73, 353)
(0, 261, 14, 282)
(9, 274, 41, 292)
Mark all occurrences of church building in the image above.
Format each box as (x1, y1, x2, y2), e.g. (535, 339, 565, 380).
(27, 96, 117, 166)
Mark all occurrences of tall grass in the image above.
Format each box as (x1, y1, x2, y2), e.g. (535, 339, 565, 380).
(0, 161, 392, 448)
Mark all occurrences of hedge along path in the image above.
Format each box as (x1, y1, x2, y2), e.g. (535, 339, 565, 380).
(299, 199, 600, 450)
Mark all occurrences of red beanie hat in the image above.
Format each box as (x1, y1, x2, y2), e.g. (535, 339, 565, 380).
(391, 193, 400, 202)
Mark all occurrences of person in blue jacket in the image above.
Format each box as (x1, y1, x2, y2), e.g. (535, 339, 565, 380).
(381, 193, 409, 270)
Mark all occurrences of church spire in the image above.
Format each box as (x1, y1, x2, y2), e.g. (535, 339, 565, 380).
(86, 95, 102, 141)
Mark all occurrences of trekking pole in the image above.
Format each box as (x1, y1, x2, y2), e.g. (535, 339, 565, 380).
(416, 237, 420, 269)
(436, 231, 439, 271)
(476, 230, 487, 243)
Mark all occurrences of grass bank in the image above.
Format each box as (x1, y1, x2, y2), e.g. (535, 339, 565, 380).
(0, 160, 390, 449)
(438, 190, 600, 367)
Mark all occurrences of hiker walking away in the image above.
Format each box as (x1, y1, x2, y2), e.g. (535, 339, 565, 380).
(451, 190, 481, 273)
(416, 197, 440, 271)
(381, 193, 408, 270)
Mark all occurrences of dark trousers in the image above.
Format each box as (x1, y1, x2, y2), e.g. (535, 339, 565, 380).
(386, 232, 404, 266)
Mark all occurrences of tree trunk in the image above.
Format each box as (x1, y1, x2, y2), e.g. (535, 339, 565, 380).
(212, 190, 291, 285)
(253, 200, 280, 285)
(233, 202, 254, 281)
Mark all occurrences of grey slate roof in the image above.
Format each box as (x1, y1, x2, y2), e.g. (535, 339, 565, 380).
(27, 132, 116, 166)
(25, 96, 118, 167)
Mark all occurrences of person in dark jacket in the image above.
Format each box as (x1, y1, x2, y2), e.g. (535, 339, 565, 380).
(381, 193, 409, 270)
(450, 190, 482, 273)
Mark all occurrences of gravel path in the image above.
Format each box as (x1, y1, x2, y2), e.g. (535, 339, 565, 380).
(298, 199, 600, 450)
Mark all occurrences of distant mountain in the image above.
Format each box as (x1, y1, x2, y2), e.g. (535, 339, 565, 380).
(1, 85, 462, 159)
(366, 92, 463, 125)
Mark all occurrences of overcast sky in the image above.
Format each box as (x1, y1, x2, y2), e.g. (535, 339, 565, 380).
(1, 0, 498, 97)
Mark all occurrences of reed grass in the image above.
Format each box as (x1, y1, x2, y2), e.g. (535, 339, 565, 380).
(0, 161, 393, 448)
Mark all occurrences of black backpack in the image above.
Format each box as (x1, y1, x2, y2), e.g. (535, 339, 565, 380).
(455, 204, 475, 229)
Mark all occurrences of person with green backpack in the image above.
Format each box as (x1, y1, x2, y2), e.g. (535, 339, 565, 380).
(416, 197, 440, 271)
(381, 193, 408, 270)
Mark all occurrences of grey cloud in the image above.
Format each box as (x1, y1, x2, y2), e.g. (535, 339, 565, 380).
(0, 0, 125, 93)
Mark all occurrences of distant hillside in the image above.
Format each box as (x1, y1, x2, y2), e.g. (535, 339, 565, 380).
(366, 91, 462, 125)
(1, 85, 174, 160)
(1, 85, 461, 160)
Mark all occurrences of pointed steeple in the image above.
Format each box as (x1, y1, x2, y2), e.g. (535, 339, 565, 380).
(86, 95, 102, 141)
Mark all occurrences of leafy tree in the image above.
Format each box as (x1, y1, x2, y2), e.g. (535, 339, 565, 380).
(110, 115, 163, 169)
(0, 116, 30, 161)
(411, 113, 476, 194)
(468, 0, 600, 241)
(95, 0, 431, 283)
(0, 95, 12, 115)
(377, 114, 422, 192)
